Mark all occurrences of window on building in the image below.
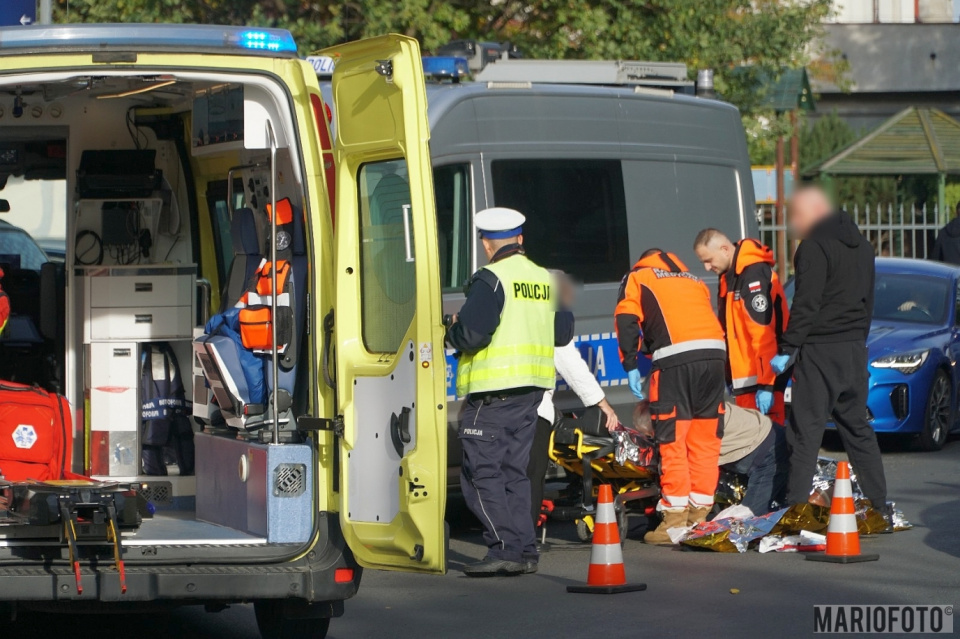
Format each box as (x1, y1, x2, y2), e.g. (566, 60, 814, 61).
(434, 163, 471, 291)
(491, 159, 629, 283)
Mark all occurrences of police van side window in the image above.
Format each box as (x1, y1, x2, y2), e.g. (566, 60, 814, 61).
(358, 160, 416, 353)
(491, 159, 629, 283)
(433, 163, 471, 292)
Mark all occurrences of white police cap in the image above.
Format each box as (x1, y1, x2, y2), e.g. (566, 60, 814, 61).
(475, 207, 526, 239)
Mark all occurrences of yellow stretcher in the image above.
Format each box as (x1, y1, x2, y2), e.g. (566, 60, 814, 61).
(547, 414, 660, 542)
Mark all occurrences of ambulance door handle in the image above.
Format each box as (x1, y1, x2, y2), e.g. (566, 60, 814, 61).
(402, 204, 414, 263)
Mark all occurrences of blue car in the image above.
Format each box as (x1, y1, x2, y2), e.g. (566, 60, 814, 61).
(786, 258, 960, 451)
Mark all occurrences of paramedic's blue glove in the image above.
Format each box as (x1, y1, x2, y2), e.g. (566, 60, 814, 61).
(627, 369, 645, 400)
(770, 354, 792, 375)
(755, 389, 774, 415)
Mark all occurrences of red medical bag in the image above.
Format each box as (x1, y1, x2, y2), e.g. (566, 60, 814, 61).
(0, 381, 73, 481)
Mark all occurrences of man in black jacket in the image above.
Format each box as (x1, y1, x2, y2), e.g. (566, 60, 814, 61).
(770, 187, 890, 522)
(931, 202, 960, 265)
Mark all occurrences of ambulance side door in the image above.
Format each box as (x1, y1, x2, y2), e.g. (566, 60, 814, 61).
(324, 35, 447, 573)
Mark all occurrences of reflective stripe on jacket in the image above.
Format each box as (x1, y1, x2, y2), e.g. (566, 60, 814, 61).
(456, 254, 556, 396)
(718, 240, 789, 394)
(614, 250, 725, 371)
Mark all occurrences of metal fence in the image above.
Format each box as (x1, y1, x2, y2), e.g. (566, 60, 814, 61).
(756, 202, 943, 269)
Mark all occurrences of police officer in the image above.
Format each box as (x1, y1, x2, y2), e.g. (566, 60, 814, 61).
(694, 229, 789, 423)
(447, 208, 574, 577)
(615, 249, 726, 543)
(770, 187, 891, 525)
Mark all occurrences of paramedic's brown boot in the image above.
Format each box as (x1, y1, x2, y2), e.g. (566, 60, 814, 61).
(643, 508, 688, 546)
(687, 506, 711, 526)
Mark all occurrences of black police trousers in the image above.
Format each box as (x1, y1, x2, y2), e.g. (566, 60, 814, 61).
(787, 340, 887, 506)
(459, 389, 543, 563)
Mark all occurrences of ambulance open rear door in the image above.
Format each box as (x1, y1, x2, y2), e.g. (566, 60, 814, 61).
(324, 35, 447, 574)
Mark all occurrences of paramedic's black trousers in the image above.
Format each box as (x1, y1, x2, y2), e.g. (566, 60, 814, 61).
(460, 390, 543, 563)
(787, 341, 887, 506)
(526, 416, 554, 529)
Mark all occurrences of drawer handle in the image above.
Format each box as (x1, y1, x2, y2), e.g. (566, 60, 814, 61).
(135, 282, 153, 293)
(134, 314, 153, 324)
(113, 348, 132, 357)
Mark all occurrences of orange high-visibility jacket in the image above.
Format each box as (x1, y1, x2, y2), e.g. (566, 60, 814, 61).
(718, 239, 789, 394)
(615, 251, 725, 372)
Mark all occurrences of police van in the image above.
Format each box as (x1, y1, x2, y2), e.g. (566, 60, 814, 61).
(0, 24, 446, 638)
(316, 56, 756, 482)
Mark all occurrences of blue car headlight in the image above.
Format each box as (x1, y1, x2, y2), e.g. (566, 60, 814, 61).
(871, 350, 929, 375)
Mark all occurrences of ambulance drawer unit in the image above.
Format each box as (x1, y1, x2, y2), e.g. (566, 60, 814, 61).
(81, 265, 196, 342)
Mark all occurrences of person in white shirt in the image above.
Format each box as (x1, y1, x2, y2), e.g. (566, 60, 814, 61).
(526, 272, 618, 529)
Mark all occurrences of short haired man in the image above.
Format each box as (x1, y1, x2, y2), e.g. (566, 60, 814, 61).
(770, 187, 891, 527)
(931, 201, 960, 265)
(694, 229, 789, 423)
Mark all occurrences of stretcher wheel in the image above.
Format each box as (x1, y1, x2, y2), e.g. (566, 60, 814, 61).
(575, 518, 593, 543)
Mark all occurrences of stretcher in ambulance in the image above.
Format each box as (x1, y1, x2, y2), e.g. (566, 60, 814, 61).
(0, 24, 447, 637)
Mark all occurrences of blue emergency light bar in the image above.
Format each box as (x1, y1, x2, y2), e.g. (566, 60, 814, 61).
(421, 56, 470, 82)
(0, 24, 298, 56)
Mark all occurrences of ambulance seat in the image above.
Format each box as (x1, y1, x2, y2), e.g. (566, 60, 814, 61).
(220, 207, 262, 312)
(271, 202, 308, 377)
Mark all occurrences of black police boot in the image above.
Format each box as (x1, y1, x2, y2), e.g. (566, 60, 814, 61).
(462, 557, 523, 577)
(521, 555, 539, 575)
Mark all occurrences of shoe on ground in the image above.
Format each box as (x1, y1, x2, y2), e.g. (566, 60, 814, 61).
(521, 560, 538, 574)
(687, 505, 711, 526)
(462, 557, 524, 577)
(877, 502, 895, 534)
(643, 508, 688, 546)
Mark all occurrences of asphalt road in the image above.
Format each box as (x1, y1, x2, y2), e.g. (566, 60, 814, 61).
(4, 437, 960, 638)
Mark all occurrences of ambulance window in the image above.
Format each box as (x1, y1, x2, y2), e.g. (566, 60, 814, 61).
(205, 179, 245, 281)
(434, 163, 471, 292)
(491, 159, 629, 283)
(358, 160, 416, 354)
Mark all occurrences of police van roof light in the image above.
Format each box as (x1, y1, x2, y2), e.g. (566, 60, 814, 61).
(0, 24, 298, 56)
(422, 57, 470, 82)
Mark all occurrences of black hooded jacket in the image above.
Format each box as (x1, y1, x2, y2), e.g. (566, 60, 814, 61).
(932, 217, 960, 266)
(779, 211, 874, 355)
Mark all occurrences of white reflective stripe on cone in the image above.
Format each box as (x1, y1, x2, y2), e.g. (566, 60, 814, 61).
(595, 502, 617, 525)
(652, 339, 726, 362)
(827, 515, 859, 534)
(833, 480, 853, 499)
(589, 543, 625, 565)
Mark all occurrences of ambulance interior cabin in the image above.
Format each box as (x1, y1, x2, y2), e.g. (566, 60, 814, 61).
(0, 72, 318, 547)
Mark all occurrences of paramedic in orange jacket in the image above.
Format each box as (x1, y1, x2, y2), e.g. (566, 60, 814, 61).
(614, 249, 726, 544)
(694, 230, 789, 424)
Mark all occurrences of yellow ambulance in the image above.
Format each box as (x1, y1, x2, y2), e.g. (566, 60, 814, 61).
(0, 24, 446, 638)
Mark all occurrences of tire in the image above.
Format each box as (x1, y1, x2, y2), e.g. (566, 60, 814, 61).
(919, 370, 952, 452)
(575, 518, 592, 542)
(254, 601, 331, 639)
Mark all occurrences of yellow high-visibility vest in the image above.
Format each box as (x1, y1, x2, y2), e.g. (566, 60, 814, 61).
(456, 254, 556, 396)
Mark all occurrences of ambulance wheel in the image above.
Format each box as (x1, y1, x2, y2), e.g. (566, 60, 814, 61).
(919, 370, 951, 452)
(575, 519, 592, 542)
(255, 600, 330, 639)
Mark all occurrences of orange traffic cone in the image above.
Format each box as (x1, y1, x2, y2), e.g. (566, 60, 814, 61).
(806, 461, 879, 564)
(567, 484, 647, 594)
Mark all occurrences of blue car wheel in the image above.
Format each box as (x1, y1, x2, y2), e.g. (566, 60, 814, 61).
(919, 370, 951, 451)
